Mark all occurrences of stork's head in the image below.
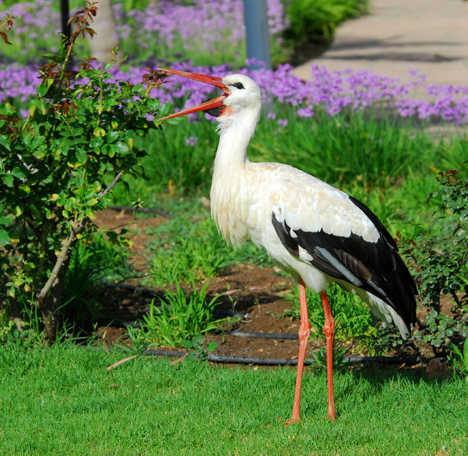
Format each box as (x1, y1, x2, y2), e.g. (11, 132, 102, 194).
(157, 68, 263, 124)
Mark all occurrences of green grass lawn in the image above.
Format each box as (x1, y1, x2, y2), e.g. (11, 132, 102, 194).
(2, 2, 468, 453)
(1, 345, 467, 454)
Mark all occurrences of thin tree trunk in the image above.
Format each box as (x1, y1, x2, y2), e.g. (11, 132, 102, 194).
(36, 173, 122, 344)
(37, 239, 74, 344)
(89, 0, 119, 63)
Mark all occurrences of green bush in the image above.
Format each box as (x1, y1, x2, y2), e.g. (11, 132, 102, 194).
(403, 170, 468, 352)
(285, 0, 369, 47)
(0, 6, 172, 343)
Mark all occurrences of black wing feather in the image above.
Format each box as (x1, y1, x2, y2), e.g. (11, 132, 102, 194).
(272, 197, 417, 327)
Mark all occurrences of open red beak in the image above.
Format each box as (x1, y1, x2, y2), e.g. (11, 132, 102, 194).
(157, 68, 231, 121)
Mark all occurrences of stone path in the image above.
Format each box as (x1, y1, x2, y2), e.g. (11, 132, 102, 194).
(293, 0, 468, 86)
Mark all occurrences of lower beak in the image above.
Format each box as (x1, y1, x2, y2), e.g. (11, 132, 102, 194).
(157, 68, 231, 121)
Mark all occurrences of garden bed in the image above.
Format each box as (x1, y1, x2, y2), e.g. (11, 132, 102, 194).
(90, 208, 454, 373)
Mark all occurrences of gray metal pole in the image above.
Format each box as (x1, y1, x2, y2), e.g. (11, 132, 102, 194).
(243, 0, 272, 70)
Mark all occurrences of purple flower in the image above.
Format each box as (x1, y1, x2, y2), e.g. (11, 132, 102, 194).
(297, 106, 314, 117)
(1, 0, 468, 126)
(111, 0, 288, 61)
(185, 136, 199, 147)
(277, 119, 288, 128)
(4, 61, 468, 126)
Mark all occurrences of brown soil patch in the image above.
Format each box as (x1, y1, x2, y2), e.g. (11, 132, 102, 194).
(88, 209, 459, 377)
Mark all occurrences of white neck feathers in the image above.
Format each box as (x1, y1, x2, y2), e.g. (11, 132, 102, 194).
(214, 105, 261, 170)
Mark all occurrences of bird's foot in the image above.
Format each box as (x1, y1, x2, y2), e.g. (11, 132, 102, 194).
(282, 415, 301, 426)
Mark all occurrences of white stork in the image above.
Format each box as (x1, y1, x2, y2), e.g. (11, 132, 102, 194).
(157, 68, 417, 423)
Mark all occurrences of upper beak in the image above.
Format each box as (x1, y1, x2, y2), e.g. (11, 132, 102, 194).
(156, 68, 231, 121)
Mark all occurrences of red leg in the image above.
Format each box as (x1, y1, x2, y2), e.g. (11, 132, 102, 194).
(286, 278, 310, 425)
(320, 291, 336, 422)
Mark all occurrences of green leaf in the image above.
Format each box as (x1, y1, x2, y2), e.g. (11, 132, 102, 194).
(2, 174, 14, 187)
(106, 131, 119, 143)
(73, 127, 84, 137)
(114, 141, 130, 155)
(102, 144, 112, 157)
(132, 84, 144, 94)
(165, 117, 185, 126)
(89, 137, 103, 151)
(42, 53, 59, 61)
(33, 148, 46, 159)
(19, 185, 31, 194)
(0, 133, 11, 151)
(42, 45, 67, 62)
(158, 102, 172, 117)
(147, 99, 160, 111)
(93, 181, 102, 193)
(76, 149, 87, 164)
(42, 173, 54, 184)
(207, 342, 218, 352)
(0, 228, 9, 245)
(11, 167, 27, 179)
(36, 78, 55, 98)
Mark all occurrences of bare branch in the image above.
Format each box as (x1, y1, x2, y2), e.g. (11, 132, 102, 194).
(100, 172, 123, 199)
(37, 219, 86, 302)
(37, 171, 124, 303)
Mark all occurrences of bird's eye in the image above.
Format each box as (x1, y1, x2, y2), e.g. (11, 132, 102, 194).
(232, 82, 245, 90)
